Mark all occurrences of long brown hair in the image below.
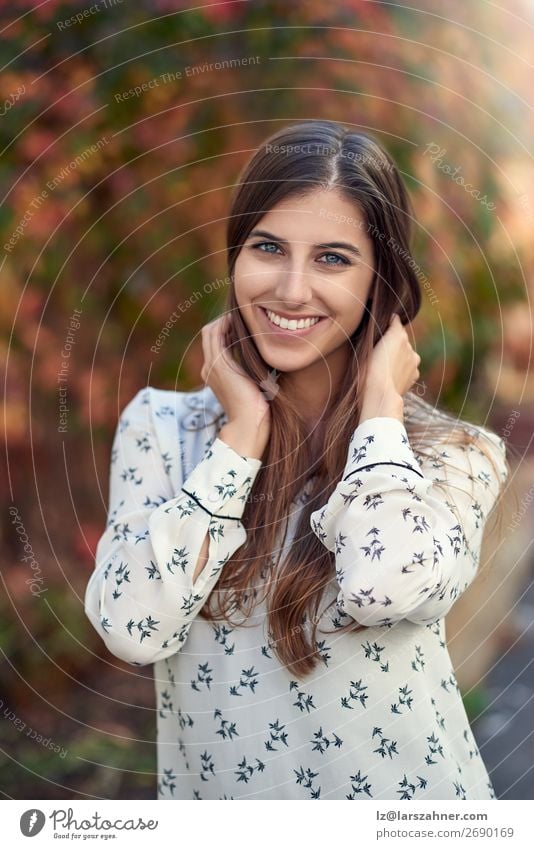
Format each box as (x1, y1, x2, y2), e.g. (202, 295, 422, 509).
(194, 120, 513, 677)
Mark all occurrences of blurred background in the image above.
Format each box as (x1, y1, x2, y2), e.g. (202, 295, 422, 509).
(1, 0, 533, 799)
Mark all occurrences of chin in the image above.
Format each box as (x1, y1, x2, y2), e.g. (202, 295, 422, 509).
(258, 348, 320, 373)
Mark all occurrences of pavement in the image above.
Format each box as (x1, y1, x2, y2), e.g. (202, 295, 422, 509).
(473, 560, 534, 799)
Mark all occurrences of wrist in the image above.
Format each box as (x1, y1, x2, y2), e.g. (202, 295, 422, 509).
(359, 388, 404, 424)
(218, 420, 269, 460)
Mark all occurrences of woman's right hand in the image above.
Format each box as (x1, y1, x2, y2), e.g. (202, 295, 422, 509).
(200, 313, 272, 456)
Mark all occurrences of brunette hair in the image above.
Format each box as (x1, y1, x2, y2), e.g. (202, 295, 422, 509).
(194, 120, 512, 677)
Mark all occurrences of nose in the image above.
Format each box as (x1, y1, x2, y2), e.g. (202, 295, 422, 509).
(273, 264, 313, 305)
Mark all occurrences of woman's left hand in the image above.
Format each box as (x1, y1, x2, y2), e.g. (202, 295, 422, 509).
(360, 313, 421, 421)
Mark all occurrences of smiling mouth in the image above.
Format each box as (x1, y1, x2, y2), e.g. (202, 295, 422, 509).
(259, 306, 328, 335)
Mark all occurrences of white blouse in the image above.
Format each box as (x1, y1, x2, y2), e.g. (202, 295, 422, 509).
(84, 385, 508, 800)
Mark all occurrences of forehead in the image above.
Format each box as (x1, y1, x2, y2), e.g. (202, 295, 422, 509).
(256, 188, 369, 242)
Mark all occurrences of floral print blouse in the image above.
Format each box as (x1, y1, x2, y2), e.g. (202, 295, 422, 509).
(84, 385, 508, 800)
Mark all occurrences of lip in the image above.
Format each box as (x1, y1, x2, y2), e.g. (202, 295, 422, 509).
(257, 306, 329, 338)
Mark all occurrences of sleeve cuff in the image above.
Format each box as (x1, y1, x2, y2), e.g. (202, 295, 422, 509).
(342, 416, 426, 481)
(180, 436, 263, 520)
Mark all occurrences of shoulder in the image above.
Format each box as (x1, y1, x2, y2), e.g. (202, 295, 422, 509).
(415, 416, 509, 502)
(119, 384, 225, 432)
(444, 420, 507, 477)
(463, 422, 509, 493)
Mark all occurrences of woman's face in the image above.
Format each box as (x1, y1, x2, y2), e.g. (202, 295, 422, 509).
(233, 188, 375, 375)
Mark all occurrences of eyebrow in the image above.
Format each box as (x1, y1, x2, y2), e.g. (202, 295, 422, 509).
(247, 229, 363, 258)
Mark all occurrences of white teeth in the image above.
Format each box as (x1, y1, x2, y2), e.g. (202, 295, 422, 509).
(265, 309, 321, 330)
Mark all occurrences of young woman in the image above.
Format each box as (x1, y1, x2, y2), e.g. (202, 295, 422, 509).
(84, 120, 509, 800)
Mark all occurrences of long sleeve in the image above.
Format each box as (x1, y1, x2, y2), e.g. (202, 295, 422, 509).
(84, 388, 262, 666)
(309, 415, 508, 627)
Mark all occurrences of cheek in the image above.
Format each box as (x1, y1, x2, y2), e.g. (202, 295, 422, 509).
(234, 258, 261, 303)
(325, 301, 367, 343)
(336, 275, 374, 322)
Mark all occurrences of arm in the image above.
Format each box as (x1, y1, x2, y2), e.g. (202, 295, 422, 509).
(84, 388, 262, 666)
(309, 415, 508, 626)
(190, 421, 266, 583)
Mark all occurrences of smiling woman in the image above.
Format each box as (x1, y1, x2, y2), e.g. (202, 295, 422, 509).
(85, 120, 510, 801)
(233, 189, 376, 407)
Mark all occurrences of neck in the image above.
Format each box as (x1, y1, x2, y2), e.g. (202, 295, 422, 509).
(284, 343, 350, 430)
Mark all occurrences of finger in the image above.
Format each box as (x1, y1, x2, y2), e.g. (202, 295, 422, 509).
(216, 314, 234, 367)
(208, 316, 225, 368)
(219, 312, 232, 346)
(201, 322, 216, 379)
(207, 315, 232, 378)
(215, 313, 229, 348)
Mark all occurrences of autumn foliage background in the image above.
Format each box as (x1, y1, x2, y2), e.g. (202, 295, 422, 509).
(1, 0, 533, 798)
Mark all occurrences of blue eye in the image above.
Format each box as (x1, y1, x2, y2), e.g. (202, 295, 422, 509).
(251, 242, 351, 265)
(319, 253, 350, 266)
(252, 241, 282, 254)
